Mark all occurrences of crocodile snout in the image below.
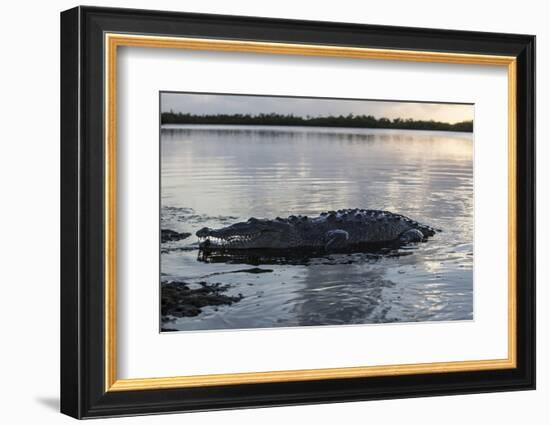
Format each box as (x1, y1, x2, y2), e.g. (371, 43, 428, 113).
(196, 227, 212, 237)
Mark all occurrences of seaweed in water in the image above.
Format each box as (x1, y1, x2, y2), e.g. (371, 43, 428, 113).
(161, 281, 243, 321)
(161, 229, 191, 243)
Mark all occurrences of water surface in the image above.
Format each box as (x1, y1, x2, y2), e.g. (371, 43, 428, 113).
(161, 125, 473, 331)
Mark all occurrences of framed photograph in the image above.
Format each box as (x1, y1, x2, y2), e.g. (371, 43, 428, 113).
(60, 6, 535, 419)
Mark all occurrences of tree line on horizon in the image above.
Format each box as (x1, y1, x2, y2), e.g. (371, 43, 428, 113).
(161, 112, 473, 132)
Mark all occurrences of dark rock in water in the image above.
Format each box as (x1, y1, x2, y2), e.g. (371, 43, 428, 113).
(161, 229, 191, 243)
(238, 267, 273, 274)
(161, 281, 243, 318)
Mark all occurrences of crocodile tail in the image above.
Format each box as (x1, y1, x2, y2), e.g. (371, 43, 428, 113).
(417, 224, 439, 237)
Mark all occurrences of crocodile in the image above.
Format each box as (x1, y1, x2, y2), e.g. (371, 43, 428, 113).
(196, 209, 438, 252)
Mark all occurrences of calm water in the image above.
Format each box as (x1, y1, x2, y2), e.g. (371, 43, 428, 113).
(161, 125, 473, 331)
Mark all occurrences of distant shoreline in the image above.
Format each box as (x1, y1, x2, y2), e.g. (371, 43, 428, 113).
(161, 123, 472, 135)
(161, 112, 473, 133)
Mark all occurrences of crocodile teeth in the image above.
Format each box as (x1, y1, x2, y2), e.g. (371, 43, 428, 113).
(200, 231, 263, 246)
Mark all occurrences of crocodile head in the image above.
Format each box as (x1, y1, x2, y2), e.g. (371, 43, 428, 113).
(196, 217, 297, 249)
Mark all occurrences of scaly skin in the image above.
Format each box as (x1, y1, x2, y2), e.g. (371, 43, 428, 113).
(196, 209, 438, 251)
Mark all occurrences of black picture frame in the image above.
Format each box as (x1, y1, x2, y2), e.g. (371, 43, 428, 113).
(61, 5, 535, 419)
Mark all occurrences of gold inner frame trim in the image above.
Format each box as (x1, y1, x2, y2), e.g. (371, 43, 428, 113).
(104, 33, 518, 392)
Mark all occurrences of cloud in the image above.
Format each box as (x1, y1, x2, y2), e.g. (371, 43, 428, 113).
(161, 92, 473, 124)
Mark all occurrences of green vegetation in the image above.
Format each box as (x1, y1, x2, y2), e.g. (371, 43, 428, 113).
(161, 112, 473, 132)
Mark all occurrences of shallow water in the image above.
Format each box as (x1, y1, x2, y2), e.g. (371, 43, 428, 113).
(160, 125, 473, 331)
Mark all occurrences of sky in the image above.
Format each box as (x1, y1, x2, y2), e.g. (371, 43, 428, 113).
(161, 92, 473, 124)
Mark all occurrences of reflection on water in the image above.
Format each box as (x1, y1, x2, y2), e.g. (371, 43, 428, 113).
(161, 125, 473, 331)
